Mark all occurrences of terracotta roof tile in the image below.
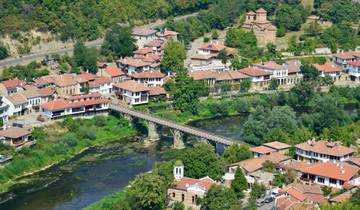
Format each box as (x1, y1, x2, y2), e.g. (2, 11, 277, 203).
(149, 86, 166, 96)
(5, 93, 27, 105)
(119, 58, 150, 67)
(129, 70, 165, 79)
(263, 141, 291, 150)
(199, 43, 225, 52)
(52, 74, 78, 87)
(250, 145, 275, 154)
(156, 30, 178, 37)
(347, 60, 360, 67)
(191, 53, 218, 60)
(134, 48, 153, 55)
(313, 64, 341, 72)
(301, 162, 359, 181)
(295, 140, 354, 157)
(330, 191, 352, 203)
(113, 80, 149, 92)
(38, 87, 55, 97)
(174, 177, 215, 192)
(347, 157, 360, 167)
(41, 98, 108, 111)
(68, 93, 102, 101)
(144, 39, 165, 48)
(254, 61, 282, 70)
(132, 28, 156, 36)
(239, 67, 272, 77)
(0, 127, 31, 139)
(78, 73, 97, 82)
(1, 79, 25, 89)
(334, 51, 360, 59)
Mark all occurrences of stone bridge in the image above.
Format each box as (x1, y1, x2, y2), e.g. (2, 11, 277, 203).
(109, 104, 237, 149)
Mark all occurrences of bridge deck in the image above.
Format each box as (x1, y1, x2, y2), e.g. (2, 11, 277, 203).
(110, 104, 236, 146)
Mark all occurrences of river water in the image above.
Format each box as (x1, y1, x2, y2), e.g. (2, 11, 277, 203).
(0, 115, 246, 210)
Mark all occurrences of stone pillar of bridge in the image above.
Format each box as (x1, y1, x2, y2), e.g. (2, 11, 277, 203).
(200, 137, 210, 145)
(172, 129, 185, 149)
(146, 121, 160, 143)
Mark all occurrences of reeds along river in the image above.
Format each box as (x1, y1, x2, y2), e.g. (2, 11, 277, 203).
(0, 115, 248, 210)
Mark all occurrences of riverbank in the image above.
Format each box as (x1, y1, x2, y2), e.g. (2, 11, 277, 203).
(0, 115, 138, 194)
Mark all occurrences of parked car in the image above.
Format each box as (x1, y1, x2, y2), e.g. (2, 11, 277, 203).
(265, 196, 274, 203)
(256, 198, 265, 207)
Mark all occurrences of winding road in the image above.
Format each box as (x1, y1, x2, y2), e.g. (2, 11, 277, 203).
(0, 13, 198, 69)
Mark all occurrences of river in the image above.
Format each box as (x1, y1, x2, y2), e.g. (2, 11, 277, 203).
(0, 115, 247, 210)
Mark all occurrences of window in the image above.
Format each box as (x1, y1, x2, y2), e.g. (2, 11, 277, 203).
(172, 192, 175, 198)
(182, 194, 185, 202)
(339, 180, 344, 185)
(330, 178, 337, 185)
(192, 196, 195, 203)
(317, 177, 325, 183)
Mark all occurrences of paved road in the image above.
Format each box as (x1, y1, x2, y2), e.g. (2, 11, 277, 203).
(109, 103, 237, 146)
(0, 13, 198, 69)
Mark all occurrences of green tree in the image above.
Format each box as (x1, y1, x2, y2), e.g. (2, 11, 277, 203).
(275, 4, 307, 31)
(126, 173, 167, 210)
(301, 64, 320, 81)
(269, 78, 279, 90)
(101, 25, 136, 59)
(225, 28, 257, 49)
(321, 186, 332, 197)
(201, 186, 241, 210)
(180, 144, 225, 180)
(223, 144, 252, 164)
(231, 169, 248, 198)
(173, 201, 185, 210)
(161, 41, 186, 73)
(262, 160, 276, 173)
(250, 183, 266, 199)
(73, 42, 97, 74)
(0, 45, 9, 60)
(217, 49, 228, 64)
(211, 29, 219, 39)
(240, 78, 252, 92)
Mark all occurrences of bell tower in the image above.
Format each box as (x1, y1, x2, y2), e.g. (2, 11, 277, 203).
(173, 160, 184, 181)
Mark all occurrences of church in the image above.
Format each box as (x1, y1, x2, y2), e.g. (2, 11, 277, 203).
(242, 8, 277, 46)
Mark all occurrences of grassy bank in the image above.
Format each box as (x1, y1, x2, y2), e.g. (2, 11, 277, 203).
(85, 189, 128, 210)
(0, 114, 138, 194)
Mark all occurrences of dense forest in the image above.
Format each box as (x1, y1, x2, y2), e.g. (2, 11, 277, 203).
(0, 0, 217, 41)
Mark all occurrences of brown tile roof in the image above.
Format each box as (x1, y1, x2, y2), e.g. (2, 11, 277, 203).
(41, 98, 108, 111)
(199, 43, 225, 52)
(189, 70, 249, 81)
(1, 79, 25, 90)
(38, 87, 55, 97)
(134, 48, 153, 55)
(295, 140, 355, 157)
(256, 8, 267, 13)
(5, 93, 27, 105)
(53, 74, 78, 87)
(156, 30, 178, 37)
(113, 80, 149, 92)
(132, 28, 156, 36)
(104, 66, 124, 77)
(263, 141, 291, 150)
(88, 76, 112, 88)
(188, 70, 217, 80)
(239, 67, 272, 77)
(347, 157, 360, 167)
(119, 58, 150, 67)
(250, 145, 275, 154)
(68, 93, 102, 101)
(174, 177, 215, 192)
(129, 70, 165, 79)
(313, 64, 341, 73)
(334, 51, 360, 59)
(0, 127, 31, 138)
(190, 53, 218, 60)
(149, 86, 166, 96)
(78, 73, 97, 82)
(229, 152, 290, 173)
(144, 39, 165, 48)
(285, 60, 302, 73)
(300, 162, 359, 181)
(347, 60, 360, 67)
(34, 76, 54, 86)
(21, 87, 41, 98)
(330, 191, 352, 203)
(254, 61, 282, 70)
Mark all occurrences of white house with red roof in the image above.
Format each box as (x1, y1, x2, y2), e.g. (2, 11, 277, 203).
(128, 70, 165, 87)
(88, 76, 113, 95)
(253, 61, 289, 85)
(167, 161, 216, 210)
(333, 51, 360, 67)
(132, 28, 157, 48)
(0, 79, 25, 96)
(156, 28, 178, 41)
(295, 140, 354, 163)
(97, 65, 125, 83)
(313, 64, 342, 80)
(40, 93, 109, 119)
(113, 80, 149, 105)
(117, 57, 151, 74)
(346, 60, 360, 81)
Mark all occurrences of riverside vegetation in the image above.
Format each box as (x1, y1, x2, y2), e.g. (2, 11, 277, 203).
(0, 114, 137, 194)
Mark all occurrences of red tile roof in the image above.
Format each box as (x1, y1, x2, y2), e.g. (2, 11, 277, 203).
(119, 58, 150, 67)
(334, 52, 360, 59)
(129, 70, 165, 79)
(134, 48, 153, 55)
(301, 162, 359, 181)
(295, 140, 354, 157)
(347, 60, 360, 67)
(0, 127, 31, 138)
(313, 64, 341, 72)
(38, 87, 55, 97)
(68, 93, 102, 101)
(199, 43, 225, 52)
(132, 28, 156, 36)
(144, 39, 165, 48)
(330, 191, 352, 203)
(250, 145, 275, 154)
(254, 61, 282, 70)
(53, 74, 78, 87)
(1, 79, 25, 89)
(149, 86, 166, 96)
(104, 66, 124, 77)
(156, 30, 178, 37)
(347, 157, 360, 167)
(78, 73, 97, 82)
(189, 70, 249, 81)
(263, 141, 291, 150)
(191, 53, 218, 60)
(239, 67, 272, 77)
(174, 177, 215, 192)
(41, 98, 108, 111)
(113, 80, 149, 92)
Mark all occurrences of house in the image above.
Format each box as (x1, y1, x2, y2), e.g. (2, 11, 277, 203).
(113, 80, 150, 105)
(346, 157, 360, 168)
(313, 64, 342, 81)
(0, 97, 10, 123)
(117, 58, 151, 74)
(238, 67, 272, 89)
(283, 60, 303, 85)
(295, 140, 355, 163)
(167, 161, 216, 210)
(88, 76, 113, 95)
(132, 28, 157, 48)
(35, 74, 80, 98)
(333, 51, 360, 67)
(149, 86, 167, 102)
(250, 146, 275, 158)
(263, 141, 291, 154)
(275, 183, 327, 210)
(0, 126, 35, 149)
(128, 70, 165, 87)
(228, 152, 291, 175)
(346, 60, 360, 81)
(242, 8, 277, 46)
(156, 29, 178, 41)
(198, 43, 225, 55)
(299, 162, 360, 189)
(253, 61, 288, 85)
(97, 65, 125, 83)
(3, 93, 27, 117)
(0, 79, 25, 96)
(144, 39, 166, 54)
(329, 190, 353, 204)
(40, 93, 109, 119)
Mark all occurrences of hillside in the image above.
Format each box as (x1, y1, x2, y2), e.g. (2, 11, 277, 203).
(0, 0, 216, 42)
